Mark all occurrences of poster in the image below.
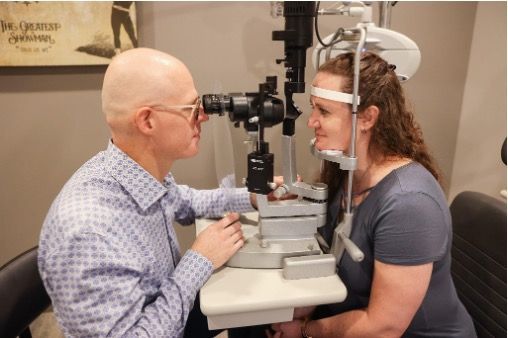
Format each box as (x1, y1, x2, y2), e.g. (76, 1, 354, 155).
(0, 1, 138, 66)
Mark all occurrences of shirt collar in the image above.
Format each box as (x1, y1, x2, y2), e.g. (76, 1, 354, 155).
(105, 141, 168, 211)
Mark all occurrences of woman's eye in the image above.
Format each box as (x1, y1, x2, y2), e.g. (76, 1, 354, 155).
(310, 102, 330, 116)
(311, 104, 326, 113)
(319, 107, 330, 115)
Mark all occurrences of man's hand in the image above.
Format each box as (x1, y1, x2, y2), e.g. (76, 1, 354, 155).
(250, 175, 301, 209)
(191, 213, 244, 269)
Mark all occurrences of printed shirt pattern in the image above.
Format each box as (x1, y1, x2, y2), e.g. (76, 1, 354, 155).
(38, 141, 254, 337)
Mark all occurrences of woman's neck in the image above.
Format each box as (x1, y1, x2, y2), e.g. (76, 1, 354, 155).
(351, 154, 412, 198)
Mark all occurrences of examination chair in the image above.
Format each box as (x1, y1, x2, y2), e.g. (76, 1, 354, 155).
(0, 246, 51, 338)
(450, 191, 507, 338)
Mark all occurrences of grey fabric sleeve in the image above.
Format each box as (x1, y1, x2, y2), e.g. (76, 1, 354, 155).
(373, 191, 449, 265)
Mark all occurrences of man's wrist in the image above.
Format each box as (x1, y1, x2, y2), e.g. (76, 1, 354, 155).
(301, 317, 312, 338)
(249, 193, 258, 209)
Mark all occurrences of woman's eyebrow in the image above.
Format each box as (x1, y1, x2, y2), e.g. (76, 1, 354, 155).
(310, 99, 327, 108)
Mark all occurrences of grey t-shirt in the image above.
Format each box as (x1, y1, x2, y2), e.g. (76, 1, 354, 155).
(318, 162, 476, 337)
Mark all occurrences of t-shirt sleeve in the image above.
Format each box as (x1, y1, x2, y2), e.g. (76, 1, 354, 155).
(373, 191, 449, 265)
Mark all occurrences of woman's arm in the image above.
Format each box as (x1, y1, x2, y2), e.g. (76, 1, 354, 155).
(274, 260, 432, 338)
(307, 260, 432, 337)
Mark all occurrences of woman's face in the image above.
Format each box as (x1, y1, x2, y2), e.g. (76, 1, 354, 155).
(307, 72, 353, 151)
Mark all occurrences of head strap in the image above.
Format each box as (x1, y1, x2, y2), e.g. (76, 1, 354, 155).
(310, 86, 360, 105)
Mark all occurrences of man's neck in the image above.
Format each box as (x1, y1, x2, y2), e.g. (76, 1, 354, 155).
(112, 138, 172, 183)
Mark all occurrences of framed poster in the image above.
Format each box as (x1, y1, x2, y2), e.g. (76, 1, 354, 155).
(0, 1, 138, 66)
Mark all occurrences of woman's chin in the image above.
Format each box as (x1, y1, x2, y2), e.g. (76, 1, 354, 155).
(315, 141, 332, 151)
(316, 143, 342, 152)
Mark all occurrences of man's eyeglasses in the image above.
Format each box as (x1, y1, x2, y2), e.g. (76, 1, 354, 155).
(150, 97, 202, 123)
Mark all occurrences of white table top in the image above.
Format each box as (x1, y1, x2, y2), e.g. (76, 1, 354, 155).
(196, 212, 347, 329)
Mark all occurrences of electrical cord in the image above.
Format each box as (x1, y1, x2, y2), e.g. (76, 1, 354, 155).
(315, 1, 345, 48)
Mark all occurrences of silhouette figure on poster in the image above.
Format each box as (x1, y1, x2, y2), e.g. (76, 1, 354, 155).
(111, 1, 138, 55)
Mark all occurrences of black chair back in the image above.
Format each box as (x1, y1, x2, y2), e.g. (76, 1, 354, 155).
(451, 191, 507, 338)
(0, 246, 51, 338)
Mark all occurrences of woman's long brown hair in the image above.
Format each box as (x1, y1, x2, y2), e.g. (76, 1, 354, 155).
(316, 52, 442, 201)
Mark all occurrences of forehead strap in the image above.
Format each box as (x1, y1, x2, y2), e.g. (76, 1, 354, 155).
(310, 85, 360, 105)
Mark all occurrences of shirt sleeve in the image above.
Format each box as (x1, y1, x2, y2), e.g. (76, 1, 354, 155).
(172, 185, 255, 225)
(41, 232, 213, 338)
(373, 191, 449, 265)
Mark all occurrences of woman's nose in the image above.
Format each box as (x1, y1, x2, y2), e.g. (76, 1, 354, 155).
(307, 111, 320, 129)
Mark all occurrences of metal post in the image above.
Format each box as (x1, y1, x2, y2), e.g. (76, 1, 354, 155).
(378, 1, 392, 28)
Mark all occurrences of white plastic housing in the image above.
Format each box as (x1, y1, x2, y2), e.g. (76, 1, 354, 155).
(312, 25, 421, 82)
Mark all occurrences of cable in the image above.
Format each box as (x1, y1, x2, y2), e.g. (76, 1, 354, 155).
(315, 1, 345, 48)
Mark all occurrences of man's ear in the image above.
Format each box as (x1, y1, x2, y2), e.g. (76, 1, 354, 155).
(358, 105, 380, 132)
(134, 107, 155, 135)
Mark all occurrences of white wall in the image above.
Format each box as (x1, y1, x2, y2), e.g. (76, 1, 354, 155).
(449, 1, 507, 201)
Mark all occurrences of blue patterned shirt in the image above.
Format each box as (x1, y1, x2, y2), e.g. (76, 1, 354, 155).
(38, 141, 254, 337)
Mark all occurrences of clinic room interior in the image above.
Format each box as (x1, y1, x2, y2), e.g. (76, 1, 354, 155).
(0, 2, 506, 338)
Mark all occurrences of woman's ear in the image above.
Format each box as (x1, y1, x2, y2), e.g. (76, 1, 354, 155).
(134, 107, 155, 135)
(358, 105, 380, 132)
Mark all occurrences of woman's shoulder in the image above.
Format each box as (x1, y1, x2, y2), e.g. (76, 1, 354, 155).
(393, 161, 440, 191)
(374, 161, 447, 211)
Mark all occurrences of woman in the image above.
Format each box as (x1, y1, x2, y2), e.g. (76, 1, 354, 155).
(270, 52, 476, 337)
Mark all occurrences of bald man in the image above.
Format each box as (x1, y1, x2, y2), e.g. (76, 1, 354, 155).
(38, 48, 254, 337)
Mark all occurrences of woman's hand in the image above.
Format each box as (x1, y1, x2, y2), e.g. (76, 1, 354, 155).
(293, 306, 315, 319)
(268, 320, 304, 338)
(265, 327, 281, 338)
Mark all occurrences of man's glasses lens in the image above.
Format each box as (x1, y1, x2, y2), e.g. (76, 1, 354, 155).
(192, 97, 201, 121)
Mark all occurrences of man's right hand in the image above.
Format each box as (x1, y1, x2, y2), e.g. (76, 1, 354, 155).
(191, 212, 244, 269)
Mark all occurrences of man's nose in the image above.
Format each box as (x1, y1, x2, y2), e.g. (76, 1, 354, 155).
(198, 108, 209, 123)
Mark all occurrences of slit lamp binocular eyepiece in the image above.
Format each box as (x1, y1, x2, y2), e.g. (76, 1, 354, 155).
(201, 76, 285, 132)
